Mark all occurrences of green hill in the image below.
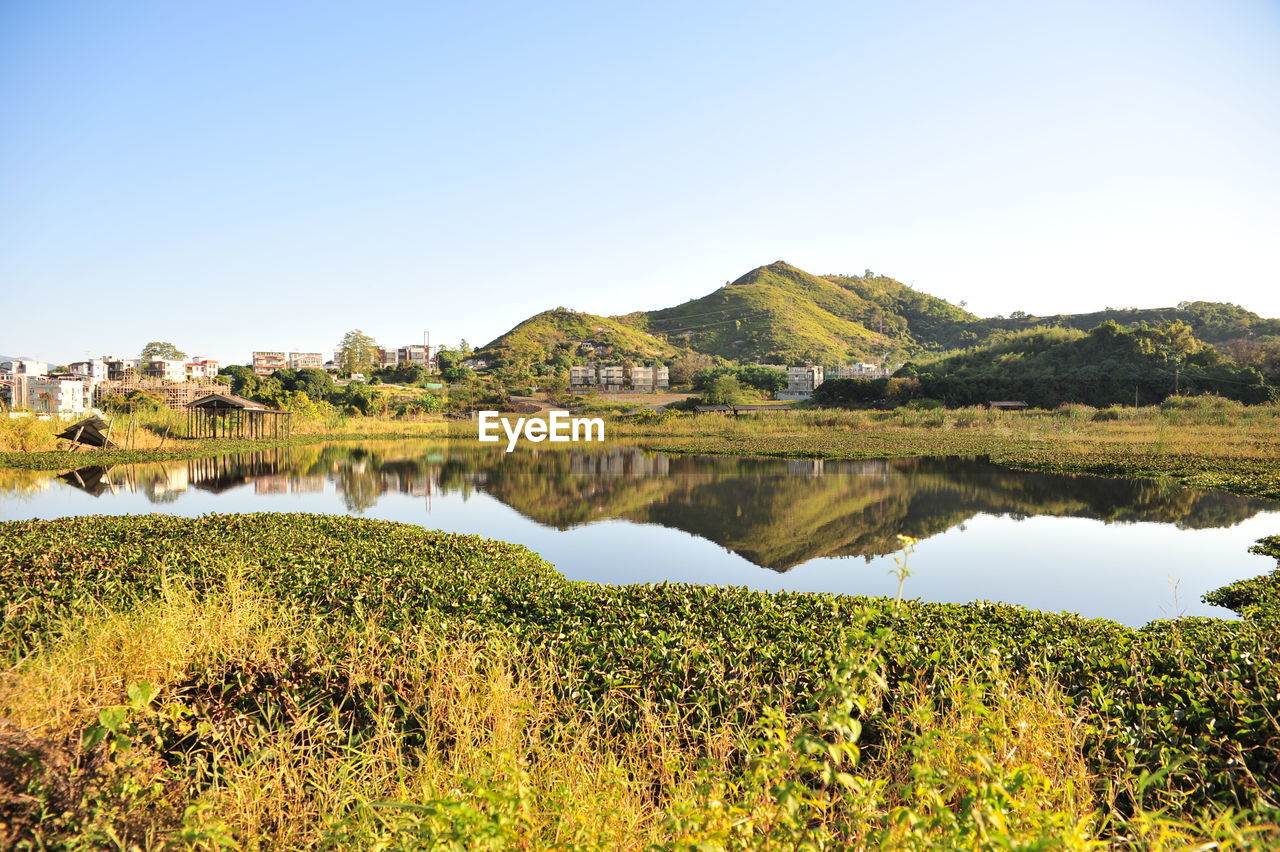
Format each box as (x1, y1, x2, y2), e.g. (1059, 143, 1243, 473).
(478, 261, 1279, 375)
(639, 261, 954, 364)
(900, 322, 1274, 406)
(479, 308, 682, 372)
(973, 301, 1280, 345)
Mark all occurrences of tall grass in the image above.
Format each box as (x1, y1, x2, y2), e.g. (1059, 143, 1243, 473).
(3, 576, 1271, 849)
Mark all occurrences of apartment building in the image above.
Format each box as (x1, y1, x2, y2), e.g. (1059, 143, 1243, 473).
(143, 359, 187, 383)
(0, 358, 49, 378)
(106, 358, 141, 381)
(185, 357, 220, 381)
(67, 359, 109, 381)
(397, 345, 434, 370)
(252, 351, 287, 377)
(775, 365, 825, 400)
(570, 363, 669, 393)
(599, 365, 626, 391)
(288, 352, 324, 370)
(14, 376, 91, 415)
(836, 363, 889, 380)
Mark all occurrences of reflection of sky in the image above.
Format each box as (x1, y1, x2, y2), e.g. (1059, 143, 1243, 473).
(3, 462, 1278, 627)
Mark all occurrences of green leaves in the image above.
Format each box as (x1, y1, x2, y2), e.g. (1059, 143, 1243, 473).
(7, 513, 1280, 823)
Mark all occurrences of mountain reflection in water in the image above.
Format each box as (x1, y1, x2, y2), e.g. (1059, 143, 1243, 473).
(5, 440, 1274, 573)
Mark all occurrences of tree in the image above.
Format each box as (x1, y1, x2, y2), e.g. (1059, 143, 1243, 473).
(668, 352, 715, 386)
(337, 329, 379, 377)
(141, 342, 186, 360)
(702, 375, 745, 405)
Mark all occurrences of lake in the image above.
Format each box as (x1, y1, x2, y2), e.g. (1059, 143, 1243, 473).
(2, 439, 1277, 626)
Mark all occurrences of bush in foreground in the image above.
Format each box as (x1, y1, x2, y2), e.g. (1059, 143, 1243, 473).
(1, 514, 1277, 848)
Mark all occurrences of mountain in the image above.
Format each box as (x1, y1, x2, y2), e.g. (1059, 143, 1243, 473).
(635, 262, 917, 364)
(901, 322, 1274, 406)
(478, 261, 1279, 371)
(479, 308, 683, 368)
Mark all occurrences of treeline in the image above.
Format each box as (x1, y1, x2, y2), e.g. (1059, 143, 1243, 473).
(814, 321, 1276, 409)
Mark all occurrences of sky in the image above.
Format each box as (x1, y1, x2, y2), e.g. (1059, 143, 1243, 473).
(2, 0, 1278, 366)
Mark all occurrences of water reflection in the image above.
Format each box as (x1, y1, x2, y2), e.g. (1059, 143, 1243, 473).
(3, 441, 1274, 573)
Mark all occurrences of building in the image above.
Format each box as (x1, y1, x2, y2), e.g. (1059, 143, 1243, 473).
(252, 351, 287, 377)
(836, 363, 889, 380)
(106, 358, 140, 381)
(67, 359, 109, 381)
(142, 359, 187, 383)
(185, 357, 220, 381)
(375, 348, 398, 369)
(288, 352, 324, 370)
(15, 376, 91, 415)
(396, 345, 435, 371)
(630, 365, 654, 390)
(776, 365, 825, 400)
(569, 365, 597, 388)
(599, 365, 625, 391)
(0, 358, 49, 378)
(570, 363, 669, 393)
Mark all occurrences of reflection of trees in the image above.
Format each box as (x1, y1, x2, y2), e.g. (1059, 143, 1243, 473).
(474, 452, 1276, 571)
(13, 440, 1276, 573)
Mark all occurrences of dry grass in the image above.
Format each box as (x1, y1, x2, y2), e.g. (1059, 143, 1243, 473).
(4, 578, 1273, 849)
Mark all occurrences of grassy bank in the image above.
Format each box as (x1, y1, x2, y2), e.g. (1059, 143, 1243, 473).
(0, 413, 448, 470)
(3, 514, 1278, 848)
(602, 401, 1280, 500)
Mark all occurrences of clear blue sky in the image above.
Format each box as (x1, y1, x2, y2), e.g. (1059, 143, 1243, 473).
(2, 0, 1277, 365)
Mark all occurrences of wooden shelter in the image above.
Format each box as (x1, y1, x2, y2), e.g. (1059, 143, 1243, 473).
(987, 400, 1030, 411)
(186, 394, 291, 440)
(56, 416, 118, 450)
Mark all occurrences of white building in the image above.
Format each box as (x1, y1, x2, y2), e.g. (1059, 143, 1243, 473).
(67, 358, 109, 381)
(16, 376, 91, 415)
(569, 365, 597, 387)
(143, 359, 187, 382)
(836, 363, 889, 380)
(288, 352, 324, 370)
(599, 365, 625, 390)
(252, 351, 287, 376)
(0, 358, 49, 378)
(185, 357, 220, 381)
(777, 365, 825, 400)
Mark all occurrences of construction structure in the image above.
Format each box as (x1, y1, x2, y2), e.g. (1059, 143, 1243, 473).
(94, 377, 225, 410)
(186, 393, 291, 440)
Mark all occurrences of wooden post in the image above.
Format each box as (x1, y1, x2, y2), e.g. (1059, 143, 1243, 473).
(65, 424, 85, 452)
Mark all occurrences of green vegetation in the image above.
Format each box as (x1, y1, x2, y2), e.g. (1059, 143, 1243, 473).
(2, 514, 1277, 848)
(898, 323, 1274, 407)
(335, 328, 379, 377)
(0, 418, 447, 469)
(640, 262, 896, 364)
(605, 403, 1280, 501)
(478, 308, 683, 380)
(139, 342, 187, 360)
(471, 261, 1280, 408)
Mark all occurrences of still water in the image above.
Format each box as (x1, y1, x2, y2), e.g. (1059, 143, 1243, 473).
(2, 440, 1277, 626)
